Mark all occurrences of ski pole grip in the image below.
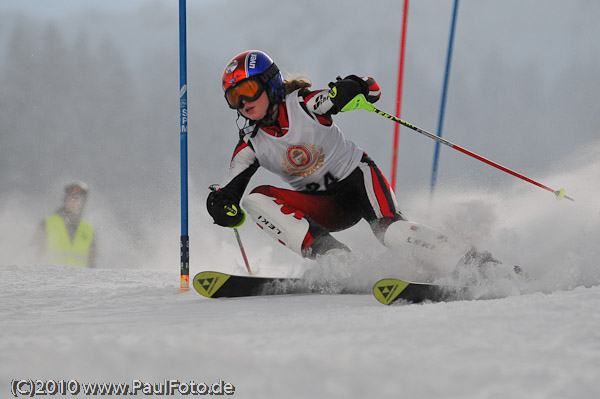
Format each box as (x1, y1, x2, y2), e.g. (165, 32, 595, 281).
(341, 94, 375, 112)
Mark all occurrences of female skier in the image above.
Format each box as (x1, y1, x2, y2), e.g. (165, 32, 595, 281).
(207, 50, 476, 265)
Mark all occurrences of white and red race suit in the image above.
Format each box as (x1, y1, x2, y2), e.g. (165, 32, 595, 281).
(215, 82, 468, 261)
(213, 81, 409, 259)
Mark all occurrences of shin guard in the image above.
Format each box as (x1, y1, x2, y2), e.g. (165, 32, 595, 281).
(383, 221, 471, 265)
(242, 192, 311, 257)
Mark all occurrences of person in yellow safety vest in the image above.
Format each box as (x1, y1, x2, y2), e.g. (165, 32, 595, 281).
(33, 181, 97, 268)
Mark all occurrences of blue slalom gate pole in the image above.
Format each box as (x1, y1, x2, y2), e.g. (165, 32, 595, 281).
(430, 0, 459, 195)
(179, 0, 190, 292)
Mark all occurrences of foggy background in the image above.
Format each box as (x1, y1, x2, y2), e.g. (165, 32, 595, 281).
(0, 0, 598, 271)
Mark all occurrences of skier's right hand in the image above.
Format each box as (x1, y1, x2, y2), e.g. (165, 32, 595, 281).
(206, 190, 246, 228)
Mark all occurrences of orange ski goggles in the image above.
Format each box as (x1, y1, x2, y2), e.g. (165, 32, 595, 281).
(224, 78, 264, 109)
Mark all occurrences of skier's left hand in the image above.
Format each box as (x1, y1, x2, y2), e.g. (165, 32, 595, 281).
(343, 75, 381, 103)
(327, 75, 381, 113)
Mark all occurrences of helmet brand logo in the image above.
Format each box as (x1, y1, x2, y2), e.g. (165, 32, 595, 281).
(249, 53, 257, 69)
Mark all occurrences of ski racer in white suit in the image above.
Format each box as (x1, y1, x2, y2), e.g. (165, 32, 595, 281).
(207, 50, 472, 264)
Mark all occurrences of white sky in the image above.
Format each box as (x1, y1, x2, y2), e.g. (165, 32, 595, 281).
(0, 0, 161, 18)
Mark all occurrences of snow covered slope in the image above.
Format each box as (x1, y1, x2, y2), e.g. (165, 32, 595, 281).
(1, 264, 599, 399)
(2, 140, 600, 398)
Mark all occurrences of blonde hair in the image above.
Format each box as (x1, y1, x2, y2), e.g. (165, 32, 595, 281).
(283, 74, 312, 95)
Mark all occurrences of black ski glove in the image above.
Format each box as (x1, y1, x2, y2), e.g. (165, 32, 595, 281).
(206, 189, 246, 228)
(343, 75, 381, 103)
(327, 75, 381, 113)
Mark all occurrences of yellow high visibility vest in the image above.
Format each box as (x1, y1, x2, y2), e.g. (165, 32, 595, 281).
(45, 214, 94, 268)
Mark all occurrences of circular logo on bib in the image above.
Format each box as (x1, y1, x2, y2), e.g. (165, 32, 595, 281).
(282, 144, 325, 178)
(286, 145, 312, 168)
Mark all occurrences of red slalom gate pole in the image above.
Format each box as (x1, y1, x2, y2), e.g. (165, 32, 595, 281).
(391, 0, 410, 190)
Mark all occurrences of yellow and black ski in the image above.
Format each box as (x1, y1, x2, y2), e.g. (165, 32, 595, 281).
(193, 271, 304, 299)
(373, 278, 464, 305)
